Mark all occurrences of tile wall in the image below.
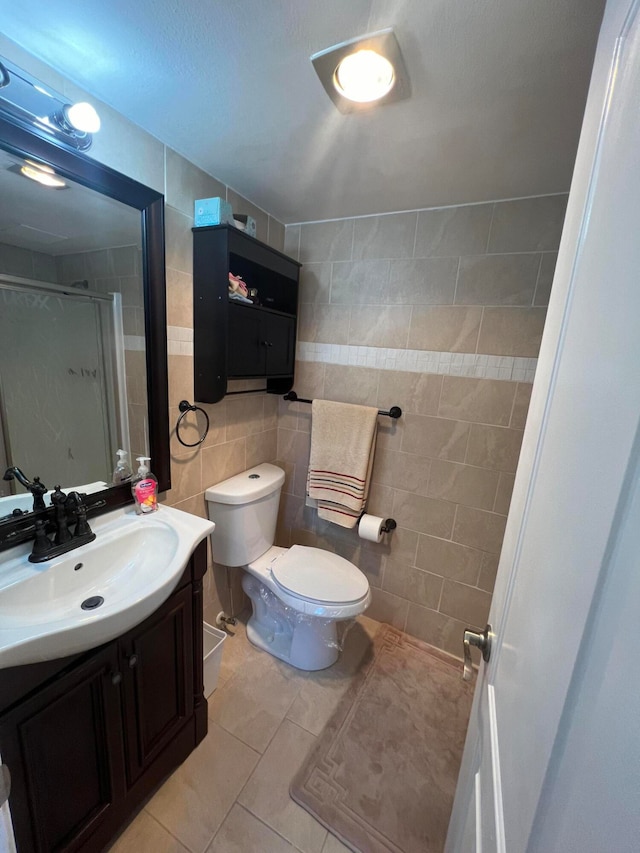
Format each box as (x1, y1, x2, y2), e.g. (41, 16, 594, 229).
(278, 196, 566, 657)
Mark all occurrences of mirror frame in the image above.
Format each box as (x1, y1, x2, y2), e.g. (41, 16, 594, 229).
(0, 113, 170, 549)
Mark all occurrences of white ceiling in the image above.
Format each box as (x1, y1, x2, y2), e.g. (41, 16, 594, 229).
(0, 0, 605, 223)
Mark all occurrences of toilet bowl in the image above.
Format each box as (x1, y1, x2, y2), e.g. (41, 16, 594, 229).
(205, 463, 371, 670)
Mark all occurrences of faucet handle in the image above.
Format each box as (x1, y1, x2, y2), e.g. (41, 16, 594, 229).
(50, 485, 67, 506)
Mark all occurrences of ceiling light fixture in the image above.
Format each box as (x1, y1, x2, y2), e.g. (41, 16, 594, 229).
(311, 28, 410, 114)
(19, 161, 67, 188)
(59, 101, 101, 135)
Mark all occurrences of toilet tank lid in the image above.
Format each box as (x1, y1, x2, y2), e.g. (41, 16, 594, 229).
(204, 463, 285, 505)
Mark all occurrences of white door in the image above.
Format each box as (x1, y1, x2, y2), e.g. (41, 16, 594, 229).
(446, 0, 640, 850)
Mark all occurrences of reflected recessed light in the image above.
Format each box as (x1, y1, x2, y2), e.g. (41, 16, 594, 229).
(311, 28, 410, 114)
(20, 162, 67, 188)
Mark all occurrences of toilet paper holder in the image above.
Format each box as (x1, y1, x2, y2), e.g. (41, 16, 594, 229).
(381, 518, 397, 533)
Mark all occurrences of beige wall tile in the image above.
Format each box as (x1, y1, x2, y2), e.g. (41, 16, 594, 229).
(488, 195, 567, 253)
(264, 395, 279, 430)
(427, 459, 499, 511)
(381, 526, 420, 565)
(477, 307, 546, 357)
(392, 491, 457, 538)
(168, 449, 202, 504)
(165, 205, 193, 275)
(352, 212, 417, 260)
(377, 371, 443, 417)
(372, 449, 431, 495)
(168, 354, 194, 408)
(439, 580, 491, 626)
(455, 254, 540, 305)
(408, 306, 482, 352)
(438, 376, 517, 426)
(277, 428, 311, 466)
(533, 252, 558, 306)
(415, 535, 482, 585)
(322, 364, 380, 406)
(200, 401, 228, 448)
(466, 423, 524, 473)
(366, 588, 409, 629)
(382, 560, 443, 609)
(330, 259, 390, 304)
(246, 429, 278, 468)
(348, 306, 412, 347)
(452, 505, 507, 554)
(166, 267, 193, 328)
(401, 414, 471, 462)
(292, 360, 326, 399)
(478, 552, 500, 592)
(226, 188, 269, 243)
(226, 396, 266, 439)
(510, 382, 533, 429)
(267, 217, 285, 252)
(494, 472, 515, 515)
(387, 257, 458, 305)
(405, 605, 468, 659)
(414, 204, 493, 257)
(299, 263, 331, 304)
(165, 147, 226, 218)
(298, 303, 350, 344)
(284, 225, 300, 260)
(202, 438, 247, 488)
(299, 220, 354, 263)
(363, 482, 394, 517)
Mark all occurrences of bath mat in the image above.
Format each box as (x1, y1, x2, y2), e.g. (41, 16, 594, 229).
(290, 625, 473, 853)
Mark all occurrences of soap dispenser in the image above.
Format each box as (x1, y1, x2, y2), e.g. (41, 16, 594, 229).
(131, 457, 158, 514)
(112, 449, 132, 484)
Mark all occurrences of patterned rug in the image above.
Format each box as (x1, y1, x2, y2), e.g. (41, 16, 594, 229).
(290, 625, 473, 853)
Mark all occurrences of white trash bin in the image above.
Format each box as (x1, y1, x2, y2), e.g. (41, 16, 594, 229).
(203, 622, 227, 697)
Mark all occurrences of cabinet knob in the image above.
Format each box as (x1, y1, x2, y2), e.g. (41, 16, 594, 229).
(111, 671, 122, 685)
(128, 654, 139, 669)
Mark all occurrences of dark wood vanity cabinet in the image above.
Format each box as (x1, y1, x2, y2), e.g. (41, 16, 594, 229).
(0, 541, 208, 853)
(193, 224, 301, 403)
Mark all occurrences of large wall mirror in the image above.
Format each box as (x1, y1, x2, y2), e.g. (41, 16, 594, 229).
(0, 109, 169, 544)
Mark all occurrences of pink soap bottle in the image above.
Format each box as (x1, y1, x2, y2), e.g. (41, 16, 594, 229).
(131, 456, 158, 514)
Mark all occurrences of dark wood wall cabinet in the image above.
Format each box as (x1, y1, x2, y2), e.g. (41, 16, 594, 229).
(0, 541, 208, 853)
(193, 225, 301, 403)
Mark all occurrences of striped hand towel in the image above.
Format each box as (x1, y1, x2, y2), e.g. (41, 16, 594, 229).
(307, 399, 378, 528)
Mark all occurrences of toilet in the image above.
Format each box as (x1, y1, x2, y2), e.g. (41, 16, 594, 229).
(205, 463, 371, 670)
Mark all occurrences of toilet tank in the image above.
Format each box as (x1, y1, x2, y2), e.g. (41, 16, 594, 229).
(204, 463, 286, 567)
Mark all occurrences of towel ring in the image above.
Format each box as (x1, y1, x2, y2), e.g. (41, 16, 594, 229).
(176, 400, 209, 447)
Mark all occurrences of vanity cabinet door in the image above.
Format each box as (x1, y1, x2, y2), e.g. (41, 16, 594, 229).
(265, 313, 296, 376)
(0, 644, 125, 853)
(120, 584, 194, 786)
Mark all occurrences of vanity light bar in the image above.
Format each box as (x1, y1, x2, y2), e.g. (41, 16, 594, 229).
(0, 54, 99, 151)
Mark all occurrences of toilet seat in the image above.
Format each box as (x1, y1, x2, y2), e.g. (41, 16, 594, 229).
(270, 545, 369, 605)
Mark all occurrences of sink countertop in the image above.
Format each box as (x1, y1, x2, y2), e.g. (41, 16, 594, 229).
(0, 504, 214, 670)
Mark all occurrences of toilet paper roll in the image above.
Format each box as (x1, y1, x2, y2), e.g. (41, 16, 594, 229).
(358, 514, 384, 544)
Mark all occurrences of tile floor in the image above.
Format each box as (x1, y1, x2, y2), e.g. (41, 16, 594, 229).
(108, 612, 382, 853)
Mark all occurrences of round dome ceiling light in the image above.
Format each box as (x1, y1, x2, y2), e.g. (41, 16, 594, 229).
(334, 50, 395, 103)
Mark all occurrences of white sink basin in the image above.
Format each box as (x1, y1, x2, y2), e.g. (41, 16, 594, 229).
(0, 504, 214, 669)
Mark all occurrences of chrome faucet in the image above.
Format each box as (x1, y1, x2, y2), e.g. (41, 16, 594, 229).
(2, 467, 48, 512)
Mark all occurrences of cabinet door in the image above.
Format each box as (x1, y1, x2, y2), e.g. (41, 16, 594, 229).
(227, 303, 266, 376)
(0, 645, 125, 853)
(120, 585, 194, 785)
(266, 314, 296, 376)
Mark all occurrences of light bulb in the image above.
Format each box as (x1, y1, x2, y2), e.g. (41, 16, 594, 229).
(334, 50, 395, 103)
(64, 102, 101, 134)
